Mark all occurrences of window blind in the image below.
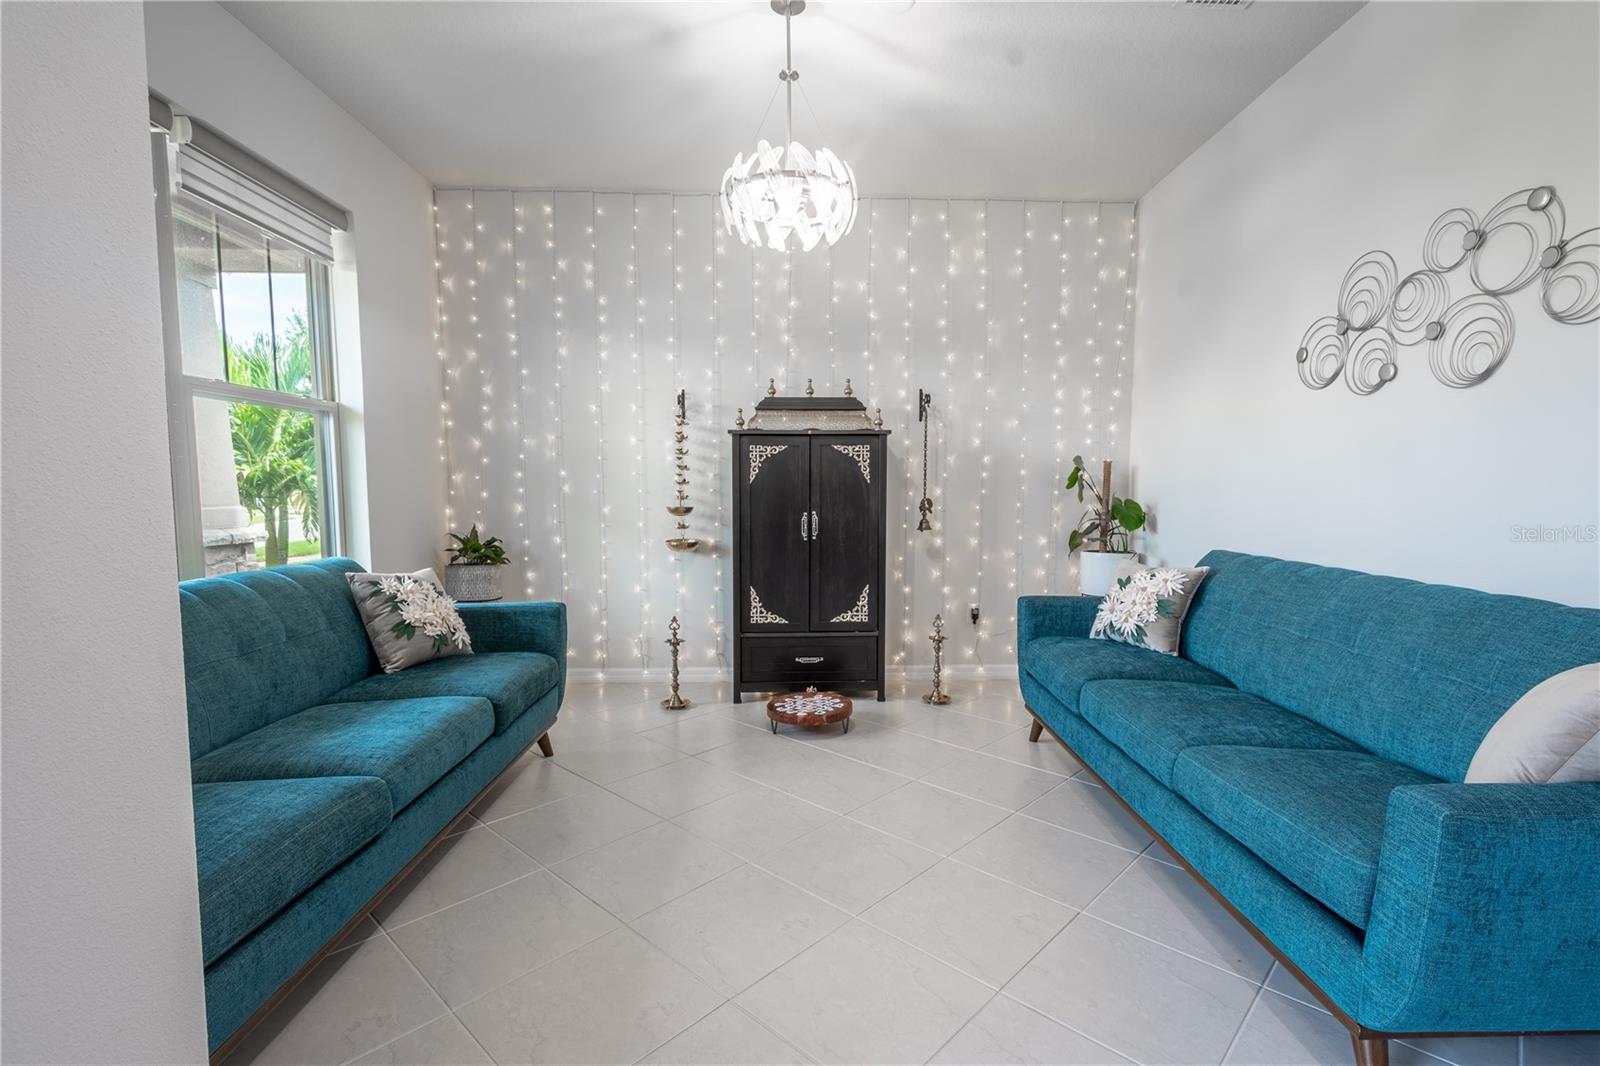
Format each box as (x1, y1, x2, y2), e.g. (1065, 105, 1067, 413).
(151, 93, 348, 262)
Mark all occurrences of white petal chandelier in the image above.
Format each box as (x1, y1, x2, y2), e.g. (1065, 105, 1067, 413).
(720, 0, 858, 252)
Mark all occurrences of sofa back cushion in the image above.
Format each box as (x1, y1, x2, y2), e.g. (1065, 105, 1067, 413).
(1183, 551, 1600, 781)
(180, 558, 375, 759)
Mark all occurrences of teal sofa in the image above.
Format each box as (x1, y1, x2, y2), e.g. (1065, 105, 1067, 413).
(1018, 551, 1599, 1065)
(179, 558, 566, 1056)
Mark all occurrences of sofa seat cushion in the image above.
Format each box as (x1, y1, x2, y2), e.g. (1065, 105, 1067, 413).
(1172, 746, 1439, 928)
(192, 697, 494, 811)
(331, 652, 558, 735)
(1080, 681, 1364, 787)
(1024, 636, 1231, 711)
(193, 776, 392, 965)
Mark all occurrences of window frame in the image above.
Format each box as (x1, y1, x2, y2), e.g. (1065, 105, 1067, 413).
(152, 131, 344, 580)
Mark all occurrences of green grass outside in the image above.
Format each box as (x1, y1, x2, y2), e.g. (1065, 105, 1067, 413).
(256, 539, 320, 562)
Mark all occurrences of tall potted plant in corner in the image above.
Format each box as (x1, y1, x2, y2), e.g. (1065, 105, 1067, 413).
(1065, 455, 1148, 596)
(444, 525, 509, 602)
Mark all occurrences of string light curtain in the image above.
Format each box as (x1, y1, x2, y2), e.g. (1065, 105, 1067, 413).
(434, 189, 1137, 679)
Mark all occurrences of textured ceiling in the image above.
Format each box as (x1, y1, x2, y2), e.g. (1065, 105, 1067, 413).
(222, 0, 1361, 200)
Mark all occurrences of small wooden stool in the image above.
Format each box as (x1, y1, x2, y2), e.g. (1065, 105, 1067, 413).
(766, 687, 853, 734)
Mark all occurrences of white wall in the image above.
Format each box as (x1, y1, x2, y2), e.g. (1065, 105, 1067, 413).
(145, 1, 445, 572)
(0, 4, 209, 1061)
(436, 192, 1138, 675)
(1130, 2, 1599, 606)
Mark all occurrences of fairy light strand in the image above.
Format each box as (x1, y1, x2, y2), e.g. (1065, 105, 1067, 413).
(1045, 202, 1071, 595)
(510, 197, 534, 597)
(631, 200, 651, 669)
(968, 202, 991, 667)
(589, 196, 611, 672)
(710, 205, 729, 670)
(1009, 207, 1032, 655)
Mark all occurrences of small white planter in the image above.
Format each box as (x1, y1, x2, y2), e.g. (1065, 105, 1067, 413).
(1078, 551, 1136, 597)
(444, 563, 503, 602)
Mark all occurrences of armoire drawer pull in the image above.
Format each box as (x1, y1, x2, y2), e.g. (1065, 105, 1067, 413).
(794, 655, 825, 664)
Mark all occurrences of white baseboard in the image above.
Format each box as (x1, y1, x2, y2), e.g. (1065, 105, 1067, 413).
(564, 666, 729, 683)
(889, 664, 1017, 681)
(563, 663, 1018, 684)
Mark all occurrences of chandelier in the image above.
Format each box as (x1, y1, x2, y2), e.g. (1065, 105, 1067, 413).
(720, 0, 858, 252)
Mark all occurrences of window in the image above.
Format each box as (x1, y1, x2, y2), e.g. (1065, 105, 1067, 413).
(152, 126, 344, 579)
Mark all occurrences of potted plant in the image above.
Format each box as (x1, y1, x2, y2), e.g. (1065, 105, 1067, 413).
(443, 525, 509, 602)
(1065, 455, 1148, 596)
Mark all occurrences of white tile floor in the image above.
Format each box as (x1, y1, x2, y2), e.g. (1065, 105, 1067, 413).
(226, 680, 1597, 1066)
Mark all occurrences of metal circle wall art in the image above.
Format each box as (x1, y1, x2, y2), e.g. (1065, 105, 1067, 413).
(1422, 208, 1478, 272)
(1294, 184, 1593, 394)
(1345, 329, 1399, 396)
(1541, 227, 1600, 324)
(1390, 269, 1451, 344)
(1429, 294, 1515, 388)
(1469, 187, 1566, 296)
(1337, 251, 1398, 332)
(1296, 317, 1347, 390)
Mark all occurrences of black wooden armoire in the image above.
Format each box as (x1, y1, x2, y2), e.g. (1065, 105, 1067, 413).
(730, 395, 889, 703)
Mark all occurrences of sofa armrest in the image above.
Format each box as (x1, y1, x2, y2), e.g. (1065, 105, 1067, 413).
(1360, 782, 1600, 1032)
(1017, 595, 1101, 646)
(457, 602, 568, 701)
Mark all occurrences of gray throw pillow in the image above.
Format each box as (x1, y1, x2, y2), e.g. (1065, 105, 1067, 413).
(1466, 664, 1600, 783)
(346, 569, 473, 673)
(1090, 564, 1210, 656)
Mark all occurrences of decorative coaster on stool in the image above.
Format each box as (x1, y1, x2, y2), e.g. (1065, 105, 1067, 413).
(766, 686, 852, 734)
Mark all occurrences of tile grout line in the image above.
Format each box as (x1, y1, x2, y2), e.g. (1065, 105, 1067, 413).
(726, 1000, 822, 1065)
(751, 706, 1073, 780)
(329, 930, 456, 1066)
(534, 821, 750, 925)
(478, 803, 662, 869)
(625, 995, 731, 1066)
(374, 833, 552, 933)
(665, 716, 1148, 862)
(428, 919, 625, 1030)
(696, 714, 1147, 857)
(1070, 910, 1271, 988)
(983, 831, 1215, 1066)
(1216, 979, 1271, 1066)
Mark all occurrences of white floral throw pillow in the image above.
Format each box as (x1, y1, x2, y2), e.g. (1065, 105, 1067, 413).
(1089, 565, 1210, 656)
(347, 569, 473, 673)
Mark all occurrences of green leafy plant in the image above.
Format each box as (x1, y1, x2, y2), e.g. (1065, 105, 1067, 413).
(228, 314, 319, 568)
(1064, 455, 1147, 554)
(446, 525, 509, 566)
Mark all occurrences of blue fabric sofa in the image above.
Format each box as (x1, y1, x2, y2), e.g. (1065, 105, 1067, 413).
(179, 558, 566, 1055)
(1018, 550, 1599, 1065)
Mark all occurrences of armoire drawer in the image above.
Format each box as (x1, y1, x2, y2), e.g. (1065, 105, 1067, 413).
(741, 635, 878, 684)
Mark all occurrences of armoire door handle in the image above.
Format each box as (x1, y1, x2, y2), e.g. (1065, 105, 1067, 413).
(801, 511, 808, 540)
(811, 509, 819, 538)
(794, 656, 825, 664)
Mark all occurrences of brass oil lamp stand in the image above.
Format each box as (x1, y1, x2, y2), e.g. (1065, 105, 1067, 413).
(923, 613, 951, 704)
(661, 616, 690, 710)
(665, 389, 699, 552)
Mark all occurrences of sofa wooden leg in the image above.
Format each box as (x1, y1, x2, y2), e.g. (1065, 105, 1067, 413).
(536, 732, 553, 758)
(1351, 1034, 1388, 1066)
(1028, 717, 1044, 743)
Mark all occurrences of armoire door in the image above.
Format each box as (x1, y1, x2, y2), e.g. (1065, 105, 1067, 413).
(741, 435, 810, 632)
(809, 436, 880, 631)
